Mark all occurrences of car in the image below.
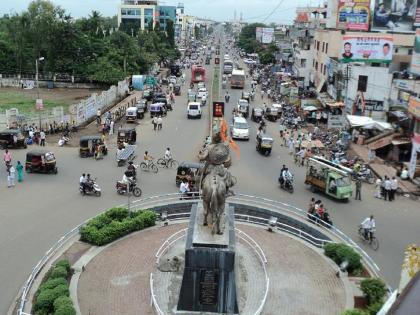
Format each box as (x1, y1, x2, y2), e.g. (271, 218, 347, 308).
(187, 102, 202, 119)
(197, 87, 208, 99)
(197, 82, 206, 90)
(230, 116, 250, 140)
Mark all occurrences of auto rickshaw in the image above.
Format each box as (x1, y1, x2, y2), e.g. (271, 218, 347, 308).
(143, 89, 154, 102)
(251, 107, 264, 123)
(256, 133, 274, 156)
(136, 100, 147, 119)
(176, 161, 204, 187)
(150, 103, 167, 118)
(79, 135, 108, 158)
(242, 92, 250, 102)
(117, 128, 137, 145)
(174, 84, 181, 96)
(264, 107, 279, 122)
(25, 150, 57, 174)
(0, 129, 27, 149)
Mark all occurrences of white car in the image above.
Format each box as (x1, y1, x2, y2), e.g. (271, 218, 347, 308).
(187, 102, 202, 119)
(231, 116, 250, 140)
(197, 87, 208, 99)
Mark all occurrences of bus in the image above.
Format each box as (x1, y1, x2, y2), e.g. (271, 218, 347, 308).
(223, 59, 233, 74)
(191, 65, 206, 83)
(230, 69, 246, 89)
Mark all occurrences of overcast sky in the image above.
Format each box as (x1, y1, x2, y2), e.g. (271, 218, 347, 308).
(0, 0, 316, 24)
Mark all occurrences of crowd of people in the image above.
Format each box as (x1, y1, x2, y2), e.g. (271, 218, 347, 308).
(3, 149, 24, 188)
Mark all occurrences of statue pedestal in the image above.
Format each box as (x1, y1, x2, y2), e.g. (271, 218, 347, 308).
(177, 203, 238, 314)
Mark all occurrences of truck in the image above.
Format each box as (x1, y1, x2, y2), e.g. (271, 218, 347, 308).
(230, 69, 245, 89)
(191, 65, 206, 83)
(305, 156, 353, 201)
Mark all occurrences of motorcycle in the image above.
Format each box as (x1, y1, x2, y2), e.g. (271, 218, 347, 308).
(352, 166, 375, 184)
(279, 175, 294, 193)
(116, 178, 142, 197)
(79, 179, 101, 197)
(225, 94, 230, 103)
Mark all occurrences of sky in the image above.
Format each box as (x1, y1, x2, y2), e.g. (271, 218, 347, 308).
(0, 0, 317, 24)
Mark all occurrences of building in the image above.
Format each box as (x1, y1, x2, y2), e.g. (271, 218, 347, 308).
(118, 0, 176, 33)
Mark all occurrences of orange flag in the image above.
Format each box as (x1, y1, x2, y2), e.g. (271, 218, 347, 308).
(220, 118, 228, 142)
(229, 138, 240, 159)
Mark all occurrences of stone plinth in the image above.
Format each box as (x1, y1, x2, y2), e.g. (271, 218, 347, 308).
(177, 203, 238, 314)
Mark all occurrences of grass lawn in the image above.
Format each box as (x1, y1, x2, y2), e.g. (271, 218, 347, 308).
(0, 91, 69, 113)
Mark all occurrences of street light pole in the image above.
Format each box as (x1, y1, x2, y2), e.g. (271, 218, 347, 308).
(36, 57, 45, 129)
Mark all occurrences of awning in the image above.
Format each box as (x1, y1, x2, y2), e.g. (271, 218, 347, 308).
(391, 139, 411, 146)
(303, 105, 318, 111)
(346, 115, 393, 131)
(368, 134, 394, 150)
(326, 101, 345, 107)
(316, 77, 326, 93)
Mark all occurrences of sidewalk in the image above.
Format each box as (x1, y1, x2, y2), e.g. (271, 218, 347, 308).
(350, 143, 418, 193)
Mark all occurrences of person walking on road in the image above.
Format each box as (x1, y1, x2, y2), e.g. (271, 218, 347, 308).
(157, 116, 163, 130)
(3, 149, 12, 168)
(355, 177, 362, 201)
(390, 176, 398, 201)
(374, 177, 382, 199)
(109, 120, 114, 135)
(152, 116, 158, 131)
(384, 176, 392, 201)
(40, 130, 46, 146)
(16, 161, 23, 182)
(7, 165, 15, 188)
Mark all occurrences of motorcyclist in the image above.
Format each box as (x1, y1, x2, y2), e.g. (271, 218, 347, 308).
(126, 161, 137, 180)
(79, 173, 87, 194)
(225, 91, 230, 102)
(279, 165, 287, 185)
(85, 174, 94, 192)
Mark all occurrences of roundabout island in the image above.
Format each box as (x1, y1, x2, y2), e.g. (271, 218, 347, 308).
(15, 194, 381, 315)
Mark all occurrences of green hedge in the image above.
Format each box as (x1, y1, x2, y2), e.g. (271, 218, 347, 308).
(360, 278, 387, 305)
(324, 243, 363, 273)
(80, 208, 157, 246)
(341, 310, 368, 315)
(33, 259, 76, 315)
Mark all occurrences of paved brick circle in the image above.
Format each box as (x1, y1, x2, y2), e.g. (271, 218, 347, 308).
(78, 223, 346, 315)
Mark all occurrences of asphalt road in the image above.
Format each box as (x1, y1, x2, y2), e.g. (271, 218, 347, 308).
(1, 34, 419, 313)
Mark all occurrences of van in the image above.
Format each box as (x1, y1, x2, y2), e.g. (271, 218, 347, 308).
(187, 102, 201, 119)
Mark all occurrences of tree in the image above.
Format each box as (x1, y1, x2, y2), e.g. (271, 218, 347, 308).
(166, 19, 175, 47)
(238, 23, 266, 53)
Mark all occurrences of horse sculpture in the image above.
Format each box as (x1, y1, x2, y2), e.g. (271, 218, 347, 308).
(201, 165, 236, 235)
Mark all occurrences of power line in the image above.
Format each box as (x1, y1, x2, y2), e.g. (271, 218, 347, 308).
(262, 0, 286, 23)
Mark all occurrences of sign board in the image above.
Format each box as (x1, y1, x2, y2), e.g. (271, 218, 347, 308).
(215, 57, 220, 65)
(213, 102, 225, 118)
(408, 96, 420, 119)
(35, 99, 44, 111)
(410, 29, 420, 76)
(340, 34, 393, 63)
(328, 114, 346, 129)
(256, 27, 274, 44)
(337, 0, 370, 31)
(372, 0, 416, 33)
(364, 100, 384, 111)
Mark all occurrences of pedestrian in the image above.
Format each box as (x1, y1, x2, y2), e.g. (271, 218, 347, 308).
(7, 165, 15, 188)
(157, 116, 163, 130)
(16, 161, 23, 182)
(307, 197, 316, 220)
(40, 130, 46, 146)
(109, 120, 114, 135)
(355, 177, 362, 200)
(384, 176, 392, 201)
(152, 116, 158, 131)
(374, 177, 382, 199)
(3, 149, 12, 168)
(288, 138, 295, 155)
(390, 176, 398, 201)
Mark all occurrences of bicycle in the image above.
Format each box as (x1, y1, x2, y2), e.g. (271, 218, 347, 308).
(140, 159, 158, 173)
(358, 226, 379, 250)
(156, 157, 179, 169)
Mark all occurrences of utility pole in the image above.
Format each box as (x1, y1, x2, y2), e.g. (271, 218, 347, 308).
(36, 57, 45, 130)
(344, 64, 351, 113)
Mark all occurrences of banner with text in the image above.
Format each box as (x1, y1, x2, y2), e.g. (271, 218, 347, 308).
(411, 29, 420, 75)
(340, 34, 393, 63)
(337, 0, 370, 31)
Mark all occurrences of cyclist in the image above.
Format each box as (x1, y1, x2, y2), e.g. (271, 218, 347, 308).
(144, 151, 154, 168)
(361, 215, 376, 243)
(164, 147, 173, 163)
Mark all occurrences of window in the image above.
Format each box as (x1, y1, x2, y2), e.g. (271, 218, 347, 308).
(322, 42, 325, 52)
(317, 41, 320, 51)
(408, 49, 413, 55)
(325, 43, 328, 54)
(315, 61, 318, 70)
(395, 48, 399, 53)
(323, 64, 326, 75)
(301, 59, 306, 67)
(144, 8, 153, 16)
(357, 75, 368, 92)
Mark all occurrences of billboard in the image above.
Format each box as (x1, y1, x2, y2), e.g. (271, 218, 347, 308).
(337, 0, 371, 31)
(340, 34, 393, 63)
(411, 28, 420, 75)
(256, 27, 274, 44)
(371, 0, 416, 33)
(416, 0, 420, 27)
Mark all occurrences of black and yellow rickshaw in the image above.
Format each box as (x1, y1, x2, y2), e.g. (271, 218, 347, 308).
(256, 133, 274, 156)
(79, 135, 108, 158)
(0, 129, 27, 149)
(25, 150, 57, 174)
(117, 128, 137, 145)
(264, 107, 279, 122)
(251, 107, 264, 123)
(176, 161, 204, 187)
